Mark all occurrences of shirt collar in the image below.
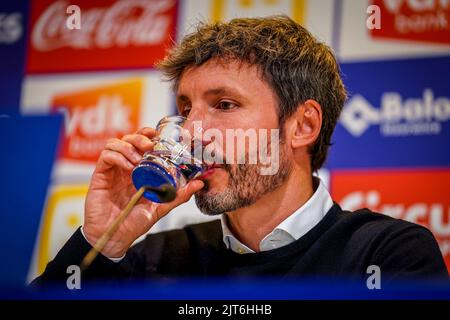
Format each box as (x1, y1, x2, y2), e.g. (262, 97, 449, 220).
(220, 176, 333, 254)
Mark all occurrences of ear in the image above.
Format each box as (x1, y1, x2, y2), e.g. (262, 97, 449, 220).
(290, 99, 322, 150)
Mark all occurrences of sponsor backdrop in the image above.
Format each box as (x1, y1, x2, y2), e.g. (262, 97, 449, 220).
(0, 0, 448, 282)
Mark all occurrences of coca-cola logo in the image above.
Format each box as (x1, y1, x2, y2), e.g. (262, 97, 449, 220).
(32, 0, 173, 51)
(27, 0, 178, 72)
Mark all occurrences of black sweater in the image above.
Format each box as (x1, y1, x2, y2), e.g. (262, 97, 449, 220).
(32, 204, 448, 287)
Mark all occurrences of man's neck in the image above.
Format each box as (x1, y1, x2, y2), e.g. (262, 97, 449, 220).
(225, 169, 314, 252)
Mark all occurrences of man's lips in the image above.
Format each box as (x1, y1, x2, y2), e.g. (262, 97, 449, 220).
(198, 164, 224, 179)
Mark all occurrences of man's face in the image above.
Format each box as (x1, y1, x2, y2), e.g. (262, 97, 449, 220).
(176, 58, 292, 215)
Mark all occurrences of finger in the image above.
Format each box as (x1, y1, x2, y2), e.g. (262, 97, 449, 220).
(105, 138, 142, 165)
(155, 180, 205, 218)
(136, 127, 157, 139)
(98, 149, 135, 171)
(122, 134, 154, 154)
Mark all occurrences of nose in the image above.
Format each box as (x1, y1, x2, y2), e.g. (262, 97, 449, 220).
(183, 105, 212, 137)
(182, 108, 215, 155)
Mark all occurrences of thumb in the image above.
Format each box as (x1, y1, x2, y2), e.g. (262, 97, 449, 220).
(154, 179, 205, 218)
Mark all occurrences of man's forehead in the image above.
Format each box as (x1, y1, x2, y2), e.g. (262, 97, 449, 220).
(176, 59, 265, 96)
(181, 59, 245, 79)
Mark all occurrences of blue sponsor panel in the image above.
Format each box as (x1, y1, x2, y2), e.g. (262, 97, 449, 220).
(327, 56, 450, 169)
(0, 0, 28, 112)
(0, 115, 62, 287)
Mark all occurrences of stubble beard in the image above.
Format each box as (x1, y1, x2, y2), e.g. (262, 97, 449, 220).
(194, 145, 292, 216)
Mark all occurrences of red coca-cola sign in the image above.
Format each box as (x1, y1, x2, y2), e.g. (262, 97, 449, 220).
(370, 0, 450, 45)
(27, 0, 178, 73)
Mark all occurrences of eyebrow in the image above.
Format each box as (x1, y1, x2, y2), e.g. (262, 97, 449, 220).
(176, 86, 247, 106)
(203, 87, 229, 96)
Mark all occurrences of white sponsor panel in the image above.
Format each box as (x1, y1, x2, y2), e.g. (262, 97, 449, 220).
(179, 0, 335, 45)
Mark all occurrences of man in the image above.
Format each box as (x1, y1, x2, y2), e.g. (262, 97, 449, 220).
(32, 16, 447, 287)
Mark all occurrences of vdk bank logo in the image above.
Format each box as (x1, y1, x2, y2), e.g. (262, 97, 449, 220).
(340, 89, 450, 137)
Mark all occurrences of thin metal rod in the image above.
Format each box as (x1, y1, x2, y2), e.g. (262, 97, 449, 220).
(80, 186, 146, 271)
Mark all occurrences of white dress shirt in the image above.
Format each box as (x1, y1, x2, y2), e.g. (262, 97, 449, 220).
(80, 227, 125, 262)
(220, 176, 334, 254)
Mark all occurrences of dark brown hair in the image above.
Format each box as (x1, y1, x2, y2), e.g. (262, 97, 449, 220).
(157, 16, 347, 172)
